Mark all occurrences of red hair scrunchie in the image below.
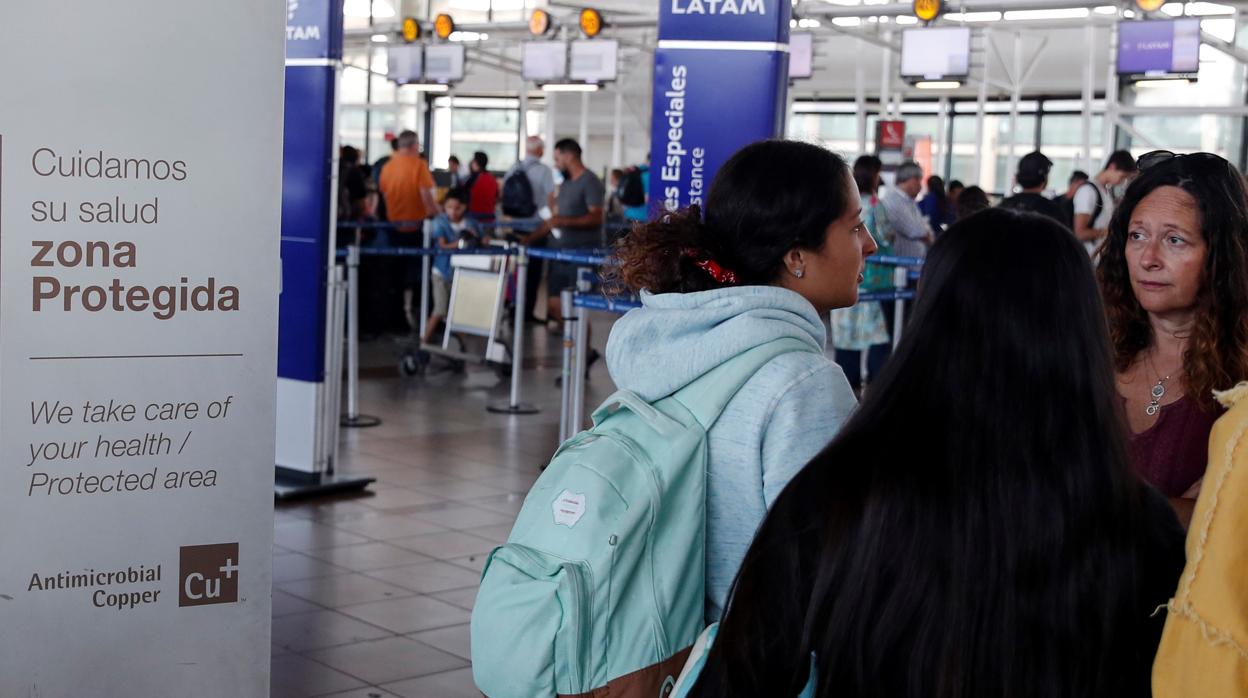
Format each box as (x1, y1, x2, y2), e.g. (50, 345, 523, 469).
(682, 248, 738, 285)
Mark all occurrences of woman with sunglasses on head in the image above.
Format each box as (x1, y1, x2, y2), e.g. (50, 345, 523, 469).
(673, 209, 1184, 698)
(1098, 150, 1248, 527)
(607, 140, 875, 624)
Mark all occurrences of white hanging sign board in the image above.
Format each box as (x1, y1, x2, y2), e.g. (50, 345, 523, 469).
(0, 1, 283, 695)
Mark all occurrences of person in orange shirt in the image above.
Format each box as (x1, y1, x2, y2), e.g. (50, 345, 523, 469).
(379, 130, 439, 330)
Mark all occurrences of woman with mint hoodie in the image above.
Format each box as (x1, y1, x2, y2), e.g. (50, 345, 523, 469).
(606, 140, 875, 623)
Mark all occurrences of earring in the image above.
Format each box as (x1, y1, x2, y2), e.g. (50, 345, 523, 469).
(793, 268, 805, 279)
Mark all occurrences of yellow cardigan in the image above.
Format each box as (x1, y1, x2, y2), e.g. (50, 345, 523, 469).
(1153, 382, 1248, 696)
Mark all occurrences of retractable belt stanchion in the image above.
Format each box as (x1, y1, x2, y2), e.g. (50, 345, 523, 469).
(324, 265, 348, 475)
(342, 237, 382, 427)
(559, 289, 576, 443)
(570, 296, 590, 434)
(418, 219, 432, 340)
(892, 266, 908, 349)
(488, 244, 539, 415)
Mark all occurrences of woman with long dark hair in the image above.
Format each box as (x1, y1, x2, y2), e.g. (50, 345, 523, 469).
(830, 155, 892, 392)
(607, 140, 876, 622)
(1098, 151, 1248, 526)
(918, 174, 954, 233)
(679, 209, 1185, 697)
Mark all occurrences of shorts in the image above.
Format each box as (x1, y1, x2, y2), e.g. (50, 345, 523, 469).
(547, 261, 580, 295)
(431, 272, 451, 318)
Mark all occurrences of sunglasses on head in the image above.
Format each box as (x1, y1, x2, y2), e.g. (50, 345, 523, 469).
(1137, 149, 1227, 171)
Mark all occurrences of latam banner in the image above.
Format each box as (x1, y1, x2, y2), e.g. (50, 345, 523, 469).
(0, 2, 282, 696)
(649, 0, 792, 212)
(278, 0, 343, 474)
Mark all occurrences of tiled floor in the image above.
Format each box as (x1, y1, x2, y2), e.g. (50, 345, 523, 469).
(271, 320, 616, 697)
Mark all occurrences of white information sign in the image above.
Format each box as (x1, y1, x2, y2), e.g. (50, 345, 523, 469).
(0, 2, 283, 696)
(524, 41, 570, 82)
(569, 40, 619, 83)
(424, 44, 467, 83)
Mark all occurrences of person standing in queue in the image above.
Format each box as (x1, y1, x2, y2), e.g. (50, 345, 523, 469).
(999, 151, 1068, 226)
(522, 138, 606, 335)
(1098, 150, 1248, 527)
(464, 151, 499, 223)
(607, 140, 870, 624)
(503, 136, 557, 324)
(879, 161, 934, 260)
(917, 175, 955, 235)
(1074, 150, 1137, 256)
(1058, 169, 1089, 229)
(676, 209, 1185, 698)
(378, 130, 440, 331)
(830, 155, 892, 393)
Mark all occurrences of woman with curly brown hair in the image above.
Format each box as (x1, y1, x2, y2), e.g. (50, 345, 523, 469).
(1098, 150, 1248, 525)
(606, 140, 875, 623)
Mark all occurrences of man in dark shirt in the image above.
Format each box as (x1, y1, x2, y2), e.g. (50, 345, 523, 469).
(999, 151, 1068, 227)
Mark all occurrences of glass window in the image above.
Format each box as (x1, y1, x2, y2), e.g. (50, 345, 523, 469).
(430, 99, 532, 172)
(1119, 114, 1243, 167)
(1040, 114, 1106, 191)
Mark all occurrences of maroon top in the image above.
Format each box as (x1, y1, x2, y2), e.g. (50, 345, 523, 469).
(1128, 394, 1223, 498)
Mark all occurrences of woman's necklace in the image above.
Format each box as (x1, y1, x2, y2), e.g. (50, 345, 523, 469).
(1145, 353, 1174, 417)
(1146, 375, 1172, 417)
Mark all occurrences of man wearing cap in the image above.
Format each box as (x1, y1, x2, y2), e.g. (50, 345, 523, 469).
(999, 151, 1067, 227)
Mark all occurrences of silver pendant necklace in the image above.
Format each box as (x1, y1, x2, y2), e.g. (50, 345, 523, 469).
(1146, 375, 1172, 417)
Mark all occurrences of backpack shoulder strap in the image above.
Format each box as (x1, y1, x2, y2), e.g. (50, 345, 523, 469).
(671, 337, 816, 430)
(1081, 181, 1103, 223)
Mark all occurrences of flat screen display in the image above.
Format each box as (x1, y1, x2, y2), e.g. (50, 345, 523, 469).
(789, 32, 813, 79)
(387, 45, 423, 84)
(569, 40, 618, 82)
(1117, 19, 1201, 78)
(899, 27, 971, 80)
(423, 44, 465, 83)
(522, 41, 568, 82)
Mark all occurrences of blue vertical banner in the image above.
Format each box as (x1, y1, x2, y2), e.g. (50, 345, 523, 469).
(280, 0, 341, 384)
(649, 0, 791, 212)
(278, 0, 343, 474)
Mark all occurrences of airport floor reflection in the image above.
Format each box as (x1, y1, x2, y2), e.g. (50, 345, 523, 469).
(271, 321, 614, 697)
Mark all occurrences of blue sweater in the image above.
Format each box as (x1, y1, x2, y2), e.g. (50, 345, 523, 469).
(605, 285, 857, 622)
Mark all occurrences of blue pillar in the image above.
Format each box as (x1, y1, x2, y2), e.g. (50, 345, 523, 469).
(649, 0, 792, 212)
(278, 0, 343, 475)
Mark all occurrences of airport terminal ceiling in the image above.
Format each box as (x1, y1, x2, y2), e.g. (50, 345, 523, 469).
(335, 0, 1248, 183)
(344, 0, 1248, 98)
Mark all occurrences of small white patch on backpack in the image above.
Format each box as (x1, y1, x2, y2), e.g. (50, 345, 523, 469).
(553, 490, 587, 527)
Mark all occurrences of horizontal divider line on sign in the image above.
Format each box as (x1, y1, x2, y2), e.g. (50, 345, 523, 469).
(30, 353, 245, 361)
(656, 40, 791, 53)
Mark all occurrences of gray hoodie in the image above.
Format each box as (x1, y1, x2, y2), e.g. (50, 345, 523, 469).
(606, 285, 857, 622)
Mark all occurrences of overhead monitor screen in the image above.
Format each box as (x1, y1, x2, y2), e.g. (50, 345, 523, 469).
(523, 41, 568, 82)
(569, 40, 618, 82)
(423, 44, 465, 83)
(899, 27, 971, 80)
(387, 45, 423, 84)
(789, 32, 813, 79)
(1117, 19, 1201, 78)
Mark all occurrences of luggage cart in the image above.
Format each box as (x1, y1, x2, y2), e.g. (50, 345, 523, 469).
(399, 240, 514, 379)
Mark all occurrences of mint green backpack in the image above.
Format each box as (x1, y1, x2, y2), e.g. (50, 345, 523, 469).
(471, 339, 812, 697)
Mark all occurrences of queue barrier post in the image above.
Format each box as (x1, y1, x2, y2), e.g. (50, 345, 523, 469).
(488, 244, 539, 415)
(892, 265, 908, 350)
(322, 265, 348, 473)
(341, 240, 382, 428)
(570, 297, 590, 434)
(418, 220, 432, 340)
(559, 289, 576, 443)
